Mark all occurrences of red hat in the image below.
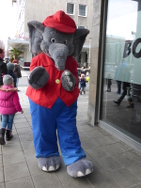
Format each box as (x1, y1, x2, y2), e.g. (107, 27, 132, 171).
(12, 59, 18, 63)
(43, 10, 76, 34)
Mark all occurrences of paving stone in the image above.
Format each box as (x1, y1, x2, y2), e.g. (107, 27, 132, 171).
(109, 168, 140, 187)
(3, 151, 25, 165)
(21, 141, 34, 151)
(115, 141, 132, 151)
(87, 173, 121, 188)
(128, 183, 141, 188)
(127, 162, 141, 180)
(96, 156, 123, 172)
(103, 143, 125, 155)
(19, 134, 33, 142)
(0, 166, 4, 182)
(14, 122, 30, 129)
(32, 173, 62, 188)
(6, 177, 34, 188)
(113, 150, 141, 167)
(92, 136, 113, 147)
(82, 130, 103, 139)
(81, 137, 97, 150)
(4, 162, 30, 181)
(0, 154, 2, 167)
(86, 146, 110, 160)
(16, 127, 32, 135)
(14, 118, 27, 123)
(24, 150, 36, 163)
(0, 182, 5, 188)
(27, 160, 42, 176)
(2, 142, 22, 154)
(60, 176, 92, 188)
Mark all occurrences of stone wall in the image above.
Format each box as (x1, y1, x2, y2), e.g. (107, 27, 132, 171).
(87, 0, 103, 126)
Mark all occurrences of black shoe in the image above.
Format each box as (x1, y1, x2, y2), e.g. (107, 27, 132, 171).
(6, 130, 13, 141)
(0, 129, 5, 145)
(107, 88, 111, 92)
(113, 100, 120, 105)
(126, 103, 134, 108)
(116, 91, 121, 94)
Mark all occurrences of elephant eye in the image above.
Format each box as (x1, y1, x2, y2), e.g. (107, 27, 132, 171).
(51, 38, 56, 43)
(64, 40, 67, 44)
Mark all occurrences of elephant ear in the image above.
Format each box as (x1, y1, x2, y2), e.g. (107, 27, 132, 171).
(27, 21, 44, 55)
(72, 28, 89, 57)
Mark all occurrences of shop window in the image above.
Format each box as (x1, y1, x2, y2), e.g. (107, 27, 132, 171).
(77, 25, 86, 29)
(66, 3, 74, 15)
(101, 0, 141, 144)
(79, 4, 87, 17)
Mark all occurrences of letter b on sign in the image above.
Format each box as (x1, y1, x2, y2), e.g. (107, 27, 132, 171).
(123, 38, 141, 58)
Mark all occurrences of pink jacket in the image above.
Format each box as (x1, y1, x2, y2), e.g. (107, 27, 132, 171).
(0, 85, 22, 115)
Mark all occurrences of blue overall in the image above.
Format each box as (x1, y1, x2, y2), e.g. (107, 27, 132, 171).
(29, 98, 86, 166)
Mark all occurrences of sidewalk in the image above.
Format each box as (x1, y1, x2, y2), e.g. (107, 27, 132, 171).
(0, 71, 141, 188)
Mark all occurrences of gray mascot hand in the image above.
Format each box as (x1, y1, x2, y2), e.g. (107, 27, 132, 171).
(28, 66, 49, 89)
(61, 70, 76, 91)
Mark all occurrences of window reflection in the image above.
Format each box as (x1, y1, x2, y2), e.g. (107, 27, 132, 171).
(101, 0, 141, 143)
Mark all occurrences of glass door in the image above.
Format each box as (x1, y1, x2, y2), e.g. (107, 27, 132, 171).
(101, 0, 141, 143)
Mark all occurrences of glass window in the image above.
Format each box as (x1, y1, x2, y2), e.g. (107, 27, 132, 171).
(79, 4, 86, 17)
(78, 25, 85, 29)
(67, 3, 74, 15)
(101, 0, 141, 143)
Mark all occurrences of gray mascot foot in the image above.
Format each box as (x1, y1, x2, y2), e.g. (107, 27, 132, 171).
(38, 156, 61, 172)
(67, 158, 94, 178)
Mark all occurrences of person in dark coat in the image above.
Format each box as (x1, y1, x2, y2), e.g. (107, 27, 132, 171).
(106, 73, 112, 92)
(6, 62, 17, 88)
(12, 60, 22, 91)
(80, 66, 86, 75)
(113, 62, 134, 108)
(114, 82, 134, 108)
(79, 74, 86, 94)
(0, 48, 7, 86)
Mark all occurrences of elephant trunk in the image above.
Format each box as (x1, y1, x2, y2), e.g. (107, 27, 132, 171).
(49, 43, 69, 70)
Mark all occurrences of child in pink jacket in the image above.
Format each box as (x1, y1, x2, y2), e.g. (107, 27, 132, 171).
(0, 75, 23, 145)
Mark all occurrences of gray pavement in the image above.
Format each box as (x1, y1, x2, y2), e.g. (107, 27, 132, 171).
(0, 70, 141, 188)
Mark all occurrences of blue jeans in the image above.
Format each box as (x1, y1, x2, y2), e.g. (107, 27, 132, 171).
(16, 78, 19, 88)
(116, 81, 121, 94)
(1, 114, 15, 130)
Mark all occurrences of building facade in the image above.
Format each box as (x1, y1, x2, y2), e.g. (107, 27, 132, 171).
(9, 0, 93, 68)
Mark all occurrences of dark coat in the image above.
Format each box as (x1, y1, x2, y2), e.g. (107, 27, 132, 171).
(7, 70, 17, 88)
(80, 78, 86, 88)
(13, 64, 22, 78)
(0, 58, 7, 86)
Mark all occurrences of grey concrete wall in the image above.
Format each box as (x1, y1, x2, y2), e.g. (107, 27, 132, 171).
(24, 0, 93, 46)
(87, 0, 102, 126)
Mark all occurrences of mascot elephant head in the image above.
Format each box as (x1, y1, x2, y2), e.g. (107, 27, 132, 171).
(27, 10, 89, 70)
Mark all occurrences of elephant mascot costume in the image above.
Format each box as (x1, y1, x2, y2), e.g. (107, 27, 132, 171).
(26, 10, 94, 178)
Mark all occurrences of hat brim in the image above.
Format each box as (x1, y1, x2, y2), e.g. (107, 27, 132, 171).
(44, 22, 76, 34)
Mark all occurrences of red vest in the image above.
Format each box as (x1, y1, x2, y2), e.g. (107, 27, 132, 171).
(26, 53, 79, 108)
